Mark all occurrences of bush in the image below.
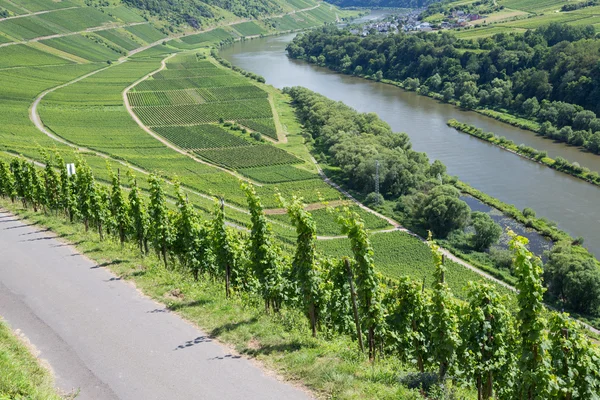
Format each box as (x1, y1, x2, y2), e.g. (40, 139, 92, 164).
(364, 192, 384, 206)
(522, 207, 536, 218)
(399, 372, 439, 392)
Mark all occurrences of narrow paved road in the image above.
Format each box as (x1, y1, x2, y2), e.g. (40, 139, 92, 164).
(0, 209, 311, 400)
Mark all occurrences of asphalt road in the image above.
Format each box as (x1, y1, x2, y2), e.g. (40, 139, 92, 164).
(0, 210, 311, 400)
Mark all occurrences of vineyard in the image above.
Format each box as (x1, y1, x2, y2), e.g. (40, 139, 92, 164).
(195, 145, 302, 168)
(128, 54, 306, 177)
(239, 165, 317, 183)
(1, 153, 598, 399)
(153, 124, 251, 149)
(41, 34, 124, 62)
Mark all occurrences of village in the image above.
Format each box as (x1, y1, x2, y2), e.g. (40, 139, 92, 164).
(350, 8, 487, 36)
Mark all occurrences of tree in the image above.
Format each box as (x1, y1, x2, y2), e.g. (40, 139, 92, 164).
(471, 211, 502, 251)
(522, 97, 540, 118)
(280, 195, 322, 337)
(544, 243, 600, 315)
(417, 185, 470, 238)
(460, 93, 478, 109)
(127, 171, 149, 254)
(212, 199, 235, 297)
(338, 207, 382, 361)
(148, 174, 172, 268)
(510, 232, 551, 399)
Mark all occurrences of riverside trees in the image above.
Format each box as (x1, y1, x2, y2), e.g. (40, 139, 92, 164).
(0, 155, 599, 398)
(287, 25, 600, 155)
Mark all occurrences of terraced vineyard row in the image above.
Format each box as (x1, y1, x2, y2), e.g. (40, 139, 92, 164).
(195, 145, 302, 169)
(135, 99, 273, 126)
(239, 165, 317, 183)
(127, 85, 268, 106)
(153, 125, 250, 149)
(132, 75, 248, 91)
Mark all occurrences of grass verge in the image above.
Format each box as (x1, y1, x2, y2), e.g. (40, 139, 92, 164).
(0, 319, 62, 400)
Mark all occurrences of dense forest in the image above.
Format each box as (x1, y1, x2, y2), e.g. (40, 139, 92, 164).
(284, 86, 600, 319)
(287, 24, 600, 153)
(123, 0, 283, 27)
(327, 0, 439, 8)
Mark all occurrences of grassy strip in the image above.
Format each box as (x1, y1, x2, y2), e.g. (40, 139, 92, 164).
(0, 199, 426, 400)
(475, 109, 541, 132)
(0, 319, 62, 400)
(448, 119, 600, 186)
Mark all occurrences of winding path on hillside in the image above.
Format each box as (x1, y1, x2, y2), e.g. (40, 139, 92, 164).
(0, 209, 311, 400)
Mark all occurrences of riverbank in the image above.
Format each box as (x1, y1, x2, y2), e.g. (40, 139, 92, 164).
(448, 119, 600, 187)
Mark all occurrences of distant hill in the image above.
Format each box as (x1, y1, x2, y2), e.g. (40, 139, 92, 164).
(326, 0, 440, 8)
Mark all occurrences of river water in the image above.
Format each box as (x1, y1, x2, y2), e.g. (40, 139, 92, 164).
(221, 34, 600, 257)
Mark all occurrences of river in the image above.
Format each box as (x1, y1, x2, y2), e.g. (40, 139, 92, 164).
(220, 34, 600, 257)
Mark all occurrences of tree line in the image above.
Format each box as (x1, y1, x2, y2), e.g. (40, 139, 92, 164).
(1, 151, 599, 398)
(286, 24, 600, 155)
(284, 86, 600, 319)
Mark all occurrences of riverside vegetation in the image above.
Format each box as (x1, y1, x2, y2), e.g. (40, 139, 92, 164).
(1, 152, 600, 399)
(286, 23, 600, 157)
(284, 86, 600, 324)
(447, 119, 600, 185)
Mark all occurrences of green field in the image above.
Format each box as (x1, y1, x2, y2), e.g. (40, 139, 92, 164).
(0, 44, 71, 68)
(154, 124, 251, 149)
(0, 319, 61, 400)
(96, 28, 144, 51)
(124, 24, 167, 43)
(232, 21, 266, 36)
(42, 34, 123, 62)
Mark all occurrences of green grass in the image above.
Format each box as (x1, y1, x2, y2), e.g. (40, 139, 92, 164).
(238, 118, 277, 139)
(318, 231, 514, 299)
(41, 34, 123, 62)
(239, 165, 318, 183)
(231, 21, 266, 36)
(0, 319, 61, 400)
(0, 16, 62, 40)
(499, 0, 566, 13)
(270, 205, 392, 236)
(37, 6, 115, 32)
(96, 28, 144, 51)
(0, 44, 71, 68)
(0, 0, 29, 15)
(104, 5, 147, 23)
(195, 145, 302, 168)
(124, 24, 167, 44)
(153, 124, 251, 149)
(14, 0, 77, 12)
(179, 28, 234, 46)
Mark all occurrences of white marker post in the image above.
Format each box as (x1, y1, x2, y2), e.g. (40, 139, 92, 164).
(66, 163, 76, 177)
